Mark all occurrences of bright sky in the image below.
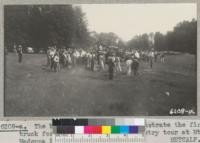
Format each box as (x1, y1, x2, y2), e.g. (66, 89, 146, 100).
(80, 4, 196, 41)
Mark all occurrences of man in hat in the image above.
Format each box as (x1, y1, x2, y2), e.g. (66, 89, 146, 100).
(99, 54, 105, 71)
(91, 52, 96, 71)
(132, 57, 139, 76)
(17, 45, 23, 63)
(115, 54, 122, 72)
(149, 50, 155, 69)
(126, 57, 133, 76)
(108, 53, 115, 80)
(53, 52, 60, 72)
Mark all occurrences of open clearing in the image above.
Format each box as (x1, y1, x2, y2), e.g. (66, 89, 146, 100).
(5, 53, 196, 116)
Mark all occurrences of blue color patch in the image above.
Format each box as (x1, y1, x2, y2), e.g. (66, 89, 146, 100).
(120, 126, 129, 134)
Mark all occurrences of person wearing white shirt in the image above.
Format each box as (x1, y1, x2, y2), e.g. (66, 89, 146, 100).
(135, 50, 140, 59)
(149, 51, 155, 69)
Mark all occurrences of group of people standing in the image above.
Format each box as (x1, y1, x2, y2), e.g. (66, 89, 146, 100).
(46, 46, 97, 72)
(13, 44, 166, 80)
(46, 45, 143, 80)
(106, 52, 140, 80)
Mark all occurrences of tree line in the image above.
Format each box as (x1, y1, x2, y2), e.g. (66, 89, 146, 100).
(5, 5, 90, 53)
(127, 19, 197, 54)
(4, 5, 197, 54)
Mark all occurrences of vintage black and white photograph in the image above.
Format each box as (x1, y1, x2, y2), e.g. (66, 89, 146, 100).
(4, 4, 197, 116)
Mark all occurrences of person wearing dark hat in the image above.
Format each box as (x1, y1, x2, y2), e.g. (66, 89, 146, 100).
(99, 54, 105, 71)
(149, 50, 155, 69)
(91, 52, 95, 71)
(132, 57, 139, 76)
(108, 53, 115, 80)
(17, 45, 23, 63)
(115, 54, 121, 72)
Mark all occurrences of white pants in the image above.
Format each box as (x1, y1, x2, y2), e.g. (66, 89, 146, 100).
(100, 60, 105, 70)
(116, 62, 122, 72)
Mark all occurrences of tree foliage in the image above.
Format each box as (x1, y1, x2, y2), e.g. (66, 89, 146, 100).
(127, 19, 197, 54)
(127, 34, 151, 50)
(4, 5, 90, 52)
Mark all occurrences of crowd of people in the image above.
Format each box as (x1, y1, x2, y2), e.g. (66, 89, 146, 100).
(13, 44, 166, 80)
(46, 45, 166, 80)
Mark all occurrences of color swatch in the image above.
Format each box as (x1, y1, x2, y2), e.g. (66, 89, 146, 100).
(52, 118, 145, 126)
(52, 118, 145, 135)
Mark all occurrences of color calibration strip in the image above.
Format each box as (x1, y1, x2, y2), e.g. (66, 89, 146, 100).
(52, 118, 145, 134)
(54, 125, 143, 134)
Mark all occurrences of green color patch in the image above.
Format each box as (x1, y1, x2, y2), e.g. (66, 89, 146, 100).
(111, 126, 120, 134)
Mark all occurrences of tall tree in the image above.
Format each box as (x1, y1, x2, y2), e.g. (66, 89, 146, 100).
(4, 5, 90, 52)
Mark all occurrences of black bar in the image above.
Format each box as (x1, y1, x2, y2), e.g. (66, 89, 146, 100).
(52, 119, 75, 126)
(75, 119, 88, 126)
(61, 119, 75, 126)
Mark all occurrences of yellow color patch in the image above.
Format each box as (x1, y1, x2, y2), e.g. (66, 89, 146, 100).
(102, 126, 111, 134)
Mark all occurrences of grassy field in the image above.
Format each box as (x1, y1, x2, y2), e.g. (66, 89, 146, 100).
(4, 53, 197, 116)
